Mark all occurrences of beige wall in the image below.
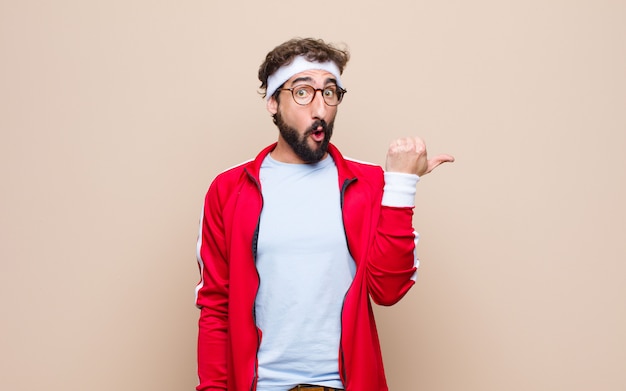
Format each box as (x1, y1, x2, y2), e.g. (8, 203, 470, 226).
(1, 1, 625, 390)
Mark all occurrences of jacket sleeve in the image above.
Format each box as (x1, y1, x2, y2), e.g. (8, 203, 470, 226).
(366, 172, 420, 306)
(195, 178, 229, 391)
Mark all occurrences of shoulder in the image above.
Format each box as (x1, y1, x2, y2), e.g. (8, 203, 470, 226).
(210, 143, 275, 188)
(336, 152, 384, 180)
(216, 158, 253, 179)
(329, 146, 385, 194)
(343, 156, 382, 173)
(208, 159, 253, 196)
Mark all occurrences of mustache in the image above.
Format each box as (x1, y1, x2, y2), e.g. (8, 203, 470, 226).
(305, 120, 328, 135)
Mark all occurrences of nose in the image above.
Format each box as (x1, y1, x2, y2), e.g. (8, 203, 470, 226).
(310, 89, 328, 119)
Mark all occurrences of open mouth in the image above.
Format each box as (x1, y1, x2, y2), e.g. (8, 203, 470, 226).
(309, 121, 327, 142)
(311, 128, 325, 142)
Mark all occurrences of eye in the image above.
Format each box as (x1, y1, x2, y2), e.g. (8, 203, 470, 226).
(323, 86, 337, 98)
(294, 87, 311, 98)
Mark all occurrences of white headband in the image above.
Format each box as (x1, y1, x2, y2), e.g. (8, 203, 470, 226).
(265, 55, 343, 100)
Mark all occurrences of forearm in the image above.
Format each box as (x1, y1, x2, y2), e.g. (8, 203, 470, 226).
(367, 172, 420, 305)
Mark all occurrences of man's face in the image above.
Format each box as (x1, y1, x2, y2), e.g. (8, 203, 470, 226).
(266, 69, 339, 164)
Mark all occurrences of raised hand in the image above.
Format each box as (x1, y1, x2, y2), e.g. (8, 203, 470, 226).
(385, 137, 455, 176)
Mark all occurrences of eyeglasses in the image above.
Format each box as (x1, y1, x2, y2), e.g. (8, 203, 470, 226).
(279, 84, 347, 106)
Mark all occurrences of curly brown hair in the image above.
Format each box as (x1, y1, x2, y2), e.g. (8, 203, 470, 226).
(258, 38, 350, 98)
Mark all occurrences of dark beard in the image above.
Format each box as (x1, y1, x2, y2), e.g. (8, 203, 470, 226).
(274, 112, 334, 163)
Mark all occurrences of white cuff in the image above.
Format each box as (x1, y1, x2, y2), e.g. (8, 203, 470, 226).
(382, 172, 420, 207)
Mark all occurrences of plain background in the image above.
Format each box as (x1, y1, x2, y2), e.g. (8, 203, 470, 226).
(1, 1, 625, 390)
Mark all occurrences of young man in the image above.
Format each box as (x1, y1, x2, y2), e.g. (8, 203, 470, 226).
(195, 38, 454, 391)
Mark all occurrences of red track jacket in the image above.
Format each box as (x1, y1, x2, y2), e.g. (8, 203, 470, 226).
(196, 143, 418, 391)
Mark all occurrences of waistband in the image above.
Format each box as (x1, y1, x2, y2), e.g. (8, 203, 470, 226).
(288, 385, 344, 391)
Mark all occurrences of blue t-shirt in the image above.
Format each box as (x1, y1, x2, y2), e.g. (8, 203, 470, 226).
(255, 154, 356, 391)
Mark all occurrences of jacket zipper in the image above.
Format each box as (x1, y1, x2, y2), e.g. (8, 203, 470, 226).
(250, 220, 261, 391)
(339, 177, 357, 388)
(246, 168, 263, 391)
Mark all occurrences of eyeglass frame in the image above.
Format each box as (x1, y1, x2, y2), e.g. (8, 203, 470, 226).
(277, 84, 347, 106)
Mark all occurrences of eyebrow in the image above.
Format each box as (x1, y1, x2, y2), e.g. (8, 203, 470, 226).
(289, 76, 338, 87)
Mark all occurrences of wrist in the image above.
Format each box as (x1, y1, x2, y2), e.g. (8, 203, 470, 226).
(382, 172, 419, 207)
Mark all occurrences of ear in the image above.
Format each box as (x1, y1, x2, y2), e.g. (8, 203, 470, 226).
(266, 96, 278, 115)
